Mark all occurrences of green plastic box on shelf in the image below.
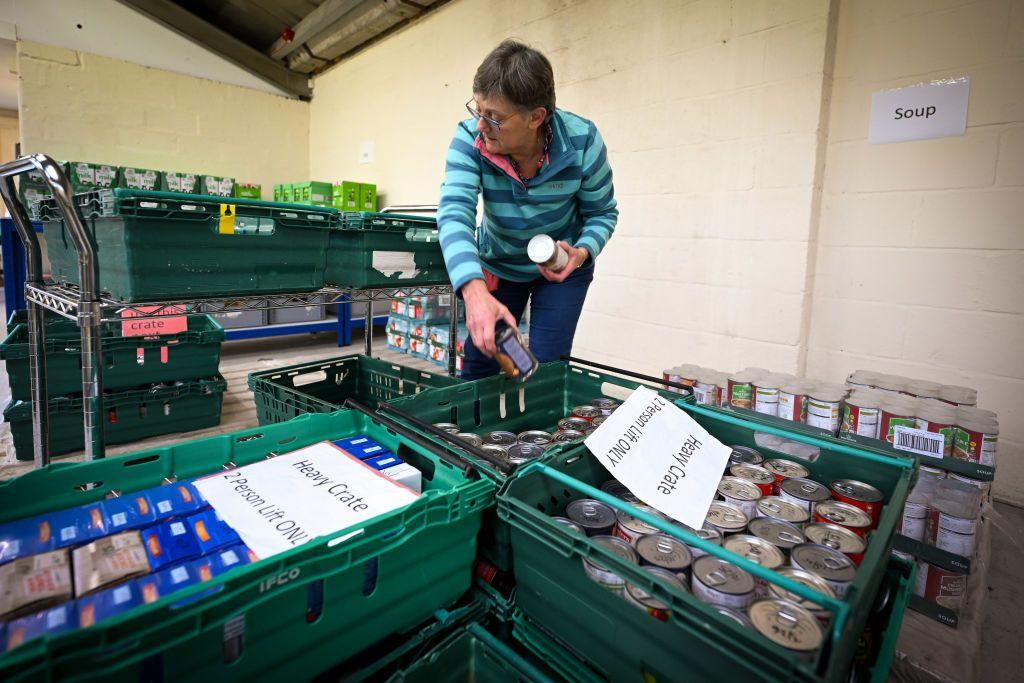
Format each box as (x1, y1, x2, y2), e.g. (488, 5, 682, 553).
(325, 212, 449, 289)
(37, 189, 337, 302)
(0, 409, 494, 683)
(387, 622, 556, 683)
(3, 376, 227, 461)
(497, 403, 916, 683)
(386, 360, 694, 572)
(248, 353, 460, 426)
(0, 311, 225, 400)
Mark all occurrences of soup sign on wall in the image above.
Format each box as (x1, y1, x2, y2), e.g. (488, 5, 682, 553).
(868, 77, 970, 144)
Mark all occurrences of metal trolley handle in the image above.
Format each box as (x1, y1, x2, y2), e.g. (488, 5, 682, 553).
(562, 355, 695, 395)
(0, 154, 106, 467)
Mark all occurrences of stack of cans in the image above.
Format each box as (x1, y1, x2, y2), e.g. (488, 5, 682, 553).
(548, 444, 890, 658)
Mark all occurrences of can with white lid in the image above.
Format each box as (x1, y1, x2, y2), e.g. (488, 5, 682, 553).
(694, 369, 721, 407)
(804, 522, 867, 566)
(691, 556, 756, 609)
(939, 384, 977, 406)
(777, 381, 808, 422)
(841, 394, 881, 439)
(749, 599, 824, 656)
(790, 543, 856, 598)
(623, 566, 688, 621)
(779, 477, 832, 515)
(717, 477, 763, 519)
(581, 535, 637, 591)
(953, 419, 998, 466)
(879, 399, 917, 445)
(916, 403, 958, 457)
(727, 371, 757, 409)
(767, 567, 837, 626)
(748, 517, 806, 552)
(704, 501, 750, 536)
(904, 380, 942, 399)
(753, 375, 783, 417)
(805, 387, 846, 433)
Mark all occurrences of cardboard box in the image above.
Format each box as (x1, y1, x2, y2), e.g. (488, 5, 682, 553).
(0, 515, 56, 563)
(359, 183, 377, 211)
(233, 183, 262, 200)
(0, 550, 73, 619)
(200, 175, 235, 197)
(72, 531, 150, 596)
(64, 161, 117, 191)
(77, 582, 142, 627)
(334, 181, 360, 211)
(163, 171, 200, 194)
(4, 602, 77, 651)
(119, 167, 163, 191)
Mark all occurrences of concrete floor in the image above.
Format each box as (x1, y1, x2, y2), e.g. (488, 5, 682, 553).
(980, 501, 1024, 683)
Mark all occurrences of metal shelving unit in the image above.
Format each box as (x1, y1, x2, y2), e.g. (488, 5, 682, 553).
(0, 154, 458, 469)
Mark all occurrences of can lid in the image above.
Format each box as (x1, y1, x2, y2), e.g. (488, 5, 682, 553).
(591, 534, 639, 565)
(780, 477, 831, 502)
(693, 556, 756, 594)
(566, 499, 617, 529)
(480, 444, 510, 457)
(551, 516, 585, 534)
(517, 430, 553, 444)
(728, 447, 764, 466)
(615, 505, 665, 533)
(780, 380, 807, 395)
(705, 501, 749, 531)
(755, 374, 786, 390)
(729, 463, 774, 484)
(830, 478, 883, 503)
(791, 543, 856, 582)
(762, 459, 810, 479)
(769, 568, 836, 610)
(483, 431, 518, 445)
(722, 534, 785, 569)
(755, 496, 810, 524)
(526, 234, 556, 263)
(748, 517, 806, 549)
(625, 566, 688, 606)
(600, 480, 640, 503)
(844, 393, 881, 409)
(635, 533, 693, 570)
(815, 500, 872, 528)
(804, 522, 866, 554)
(749, 599, 824, 652)
(713, 606, 753, 629)
(880, 398, 917, 416)
(506, 442, 546, 464)
(718, 476, 762, 502)
(808, 386, 847, 402)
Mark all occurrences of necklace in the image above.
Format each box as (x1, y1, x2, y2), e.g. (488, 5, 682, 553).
(509, 123, 553, 182)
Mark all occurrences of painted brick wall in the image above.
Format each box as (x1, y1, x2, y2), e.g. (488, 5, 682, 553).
(806, 0, 1024, 503)
(16, 41, 309, 198)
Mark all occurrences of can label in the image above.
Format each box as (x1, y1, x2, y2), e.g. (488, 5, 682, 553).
(692, 576, 754, 610)
(923, 565, 966, 611)
(582, 558, 625, 589)
(898, 501, 928, 542)
(777, 391, 806, 422)
(931, 509, 977, 536)
(916, 419, 956, 458)
(728, 381, 753, 409)
(613, 522, 646, 545)
(842, 404, 880, 439)
(754, 387, 780, 417)
(623, 586, 670, 621)
(953, 426, 997, 465)
(880, 413, 916, 444)
(912, 560, 928, 597)
(694, 381, 718, 406)
(720, 494, 758, 520)
(936, 527, 976, 557)
(806, 398, 840, 433)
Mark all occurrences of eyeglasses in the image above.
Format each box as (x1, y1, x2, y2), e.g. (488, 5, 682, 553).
(465, 99, 509, 131)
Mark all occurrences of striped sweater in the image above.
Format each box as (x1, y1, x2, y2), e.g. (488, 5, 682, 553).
(437, 108, 618, 291)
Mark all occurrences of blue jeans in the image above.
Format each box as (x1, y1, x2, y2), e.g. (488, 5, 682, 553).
(462, 264, 595, 380)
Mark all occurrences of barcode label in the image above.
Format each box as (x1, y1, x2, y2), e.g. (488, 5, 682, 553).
(893, 426, 944, 458)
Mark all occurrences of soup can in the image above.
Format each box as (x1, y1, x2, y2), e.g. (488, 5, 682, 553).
(841, 395, 881, 439)
(722, 535, 785, 594)
(729, 464, 775, 496)
(636, 533, 694, 581)
(691, 556, 756, 610)
(590, 398, 619, 416)
(614, 505, 666, 545)
(953, 419, 999, 466)
(506, 443, 546, 465)
(762, 459, 810, 494)
(778, 382, 808, 422)
(552, 430, 585, 443)
(566, 499, 617, 536)
(767, 568, 837, 626)
(582, 535, 637, 592)
(879, 401, 917, 444)
(755, 496, 810, 528)
(714, 606, 753, 629)
(432, 422, 461, 434)
(601, 480, 640, 504)
(704, 501, 750, 536)
(897, 500, 928, 542)
(483, 431, 518, 448)
(749, 599, 824, 656)
(753, 376, 783, 417)
(922, 564, 967, 611)
(805, 388, 846, 434)
(830, 479, 884, 528)
(748, 517, 806, 553)
(551, 516, 585, 534)
(813, 501, 872, 538)
(571, 405, 603, 422)
(623, 567, 688, 621)
(790, 543, 856, 598)
(779, 477, 832, 515)
(728, 446, 764, 467)
(717, 476, 763, 519)
(916, 404, 957, 458)
(456, 433, 484, 447)
(517, 430, 553, 446)
(726, 372, 757, 409)
(804, 522, 867, 565)
(686, 524, 723, 559)
(558, 417, 591, 433)
(480, 443, 511, 461)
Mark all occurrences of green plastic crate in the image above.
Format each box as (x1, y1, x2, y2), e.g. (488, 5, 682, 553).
(118, 167, 163, 191)
(38, 189, 336, 302)
(0, 408, 494, 683)
(387, 361, 693, 571)
(248, 353, 459, 425)
(387, 623, 557, 683)
(325, 212, 449, 288)
(3, 375, 227, 460)
(497, 404, 916, 683)
(0, 311, 224, 400)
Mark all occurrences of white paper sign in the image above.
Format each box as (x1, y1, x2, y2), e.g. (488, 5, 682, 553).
(584, 386, 732, 529)
(869, 77, 969, 144)
(892, 426, 944, 459)
(193, 443, 420, 559)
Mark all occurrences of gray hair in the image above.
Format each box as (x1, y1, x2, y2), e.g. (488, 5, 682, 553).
(473, 40, 555, 120)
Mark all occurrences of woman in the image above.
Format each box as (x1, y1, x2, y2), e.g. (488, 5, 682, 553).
(438, 39, 618, 380)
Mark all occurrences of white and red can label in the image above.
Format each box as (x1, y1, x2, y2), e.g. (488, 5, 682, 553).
(777, 391, 806, 422)
(898, 502, 928, 542)
(923, 565, 967, 611)
(694, 381, 719, 406)
(842, 404, 880, 440)
(880, 412, 916, 445)
(953, 426, 997, 465)
(935, 527, 976, 557)
(806, 398, 841, 433)
(753, 386, 780, 417)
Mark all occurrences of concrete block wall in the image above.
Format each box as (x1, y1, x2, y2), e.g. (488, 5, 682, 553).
(16, 41, 309, 198)
(310, 0, 834, 376)
(806, 0, 1024, 503)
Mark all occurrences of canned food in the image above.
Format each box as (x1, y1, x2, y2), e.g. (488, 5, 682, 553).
(582, 535, 638, 590)
(483, 431, 518, 447)
(566, 499, 617, 536)
(717, 476, 763, 519)
(590, 398, 619, 416)
(934, 526, 976, 557)
(879, 401, 917, 444)
(494, 323, 539, 381)
(813, 500, 872, 537)
(704, 501, 749, 536)
(601, 480, 640, 504)
(804, 522, 867, 565)
(687, 525, 723, 558)
(456, 433, 484, 447)
(778, 382, 808, 422)
(916, 404, 957, 458)
(623, 567, 688, 621)
(480, 444, 511, 460)
(897, 500, 928, 542)
(694, 370, 720, 406)
(591, 416, 607, 428)
(716, 377, 730, 408)
(749, 599, 824, 654)
(552, 516, 585, 534)
(755, 496, 810, 527)
(571, 405, 603, 422)
(558, 417, 591, 432)
(927, 507, 978, 536)
(762, 459, 810, 493)
(729, 464, 775, 496)
(552, 430, 585, 443)
(841, 395, 881, 439)
(728, 446, 764, 467)
(692, 556, 756, 609)
(790, 543, 856, 598)
(830, 479, 884, 528)
(753, 376, 783, 417)
(506, 443, 546, 464)
(636, 533, 693, 579)
(953, 419, 999, 466)
(748, 517, 806, 551)
(714, 606, 753, 629)
(923, 563, 967, 611)
(722, 535, 785, 572)
(614, 505, 666, 544)
(433, 422, 461, 434)
(727, 372, 756, 409)
(779, 477, 831, 515)
(517, 430, 553, 445)
(768, 568, 837, 626)
(805, 388, 846, 434)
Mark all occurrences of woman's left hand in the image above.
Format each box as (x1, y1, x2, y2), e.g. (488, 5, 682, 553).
(537, 241, 588, 282)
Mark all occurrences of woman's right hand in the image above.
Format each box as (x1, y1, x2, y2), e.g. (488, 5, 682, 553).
(461, 279, 517, 357)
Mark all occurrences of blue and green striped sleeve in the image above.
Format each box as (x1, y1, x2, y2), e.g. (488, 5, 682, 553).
(438, 123, 484, 292)
(573, 124, 617, 259)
